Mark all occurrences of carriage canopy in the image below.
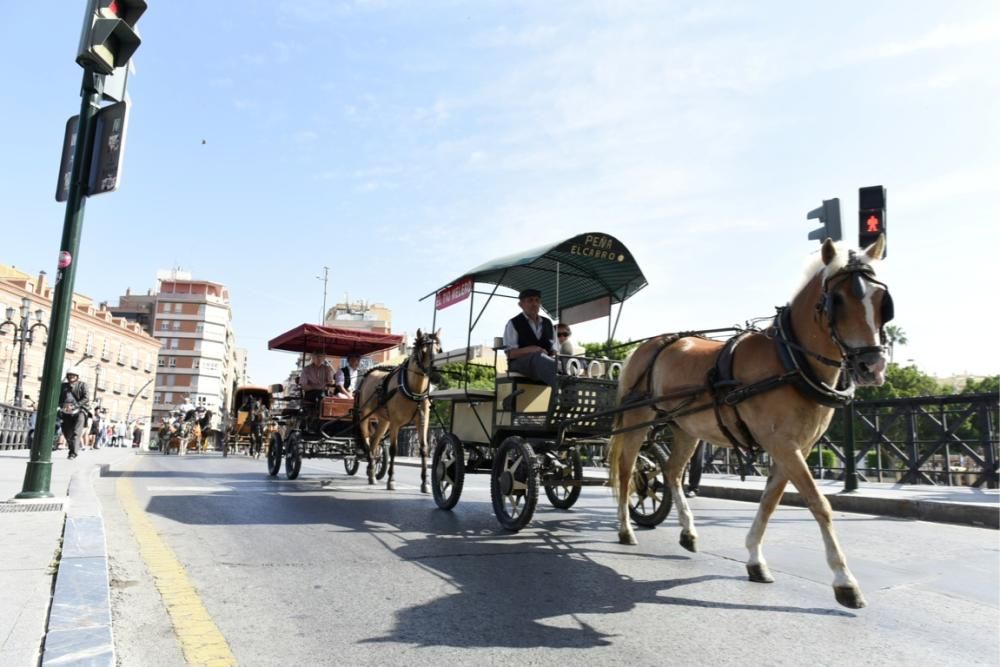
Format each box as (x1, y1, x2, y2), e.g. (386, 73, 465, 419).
(267, 324, 404, 357)
(429, 232, 647, 320)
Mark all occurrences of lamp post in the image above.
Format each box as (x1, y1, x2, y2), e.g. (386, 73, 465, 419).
(0, 297, 48, 408)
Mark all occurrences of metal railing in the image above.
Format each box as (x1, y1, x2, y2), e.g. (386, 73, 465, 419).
(0, 403, 33, 450)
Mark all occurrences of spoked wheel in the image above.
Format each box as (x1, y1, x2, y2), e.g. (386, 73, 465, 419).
(431, 433, 466, 510)
(267, 432, 283, 477)
(629, 441, 672, 527)
(343, 454, 360, 476)
(543, 447, 583, 510)
(490, 436, 538, 532)
(374, 437, 390, 481)
(285, 433, 302, 480)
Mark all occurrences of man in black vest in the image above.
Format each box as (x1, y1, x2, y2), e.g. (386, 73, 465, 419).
(503, 288, 558, 387)
(334, 353, 362, 398)
(58, 366, 91, 459)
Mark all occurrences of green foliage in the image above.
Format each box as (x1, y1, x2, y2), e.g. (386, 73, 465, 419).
(855, 363, 941, 401)
(806, 448, 836, 468)
(961, 375, 999, 396)
(581, 339, 639, 360)
(435, 362, 496, 391)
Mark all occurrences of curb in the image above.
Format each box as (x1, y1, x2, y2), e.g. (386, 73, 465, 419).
(42, 464, 116, 666)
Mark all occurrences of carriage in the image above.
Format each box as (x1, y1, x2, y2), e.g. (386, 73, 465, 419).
(224, 385, 274, 457)
(265, 323, 404, 480)
(426, 232, 675, 531)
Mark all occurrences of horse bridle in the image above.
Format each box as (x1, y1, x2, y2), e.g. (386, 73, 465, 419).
(815, 252, 894, 374)
(408, 333, 442, 385)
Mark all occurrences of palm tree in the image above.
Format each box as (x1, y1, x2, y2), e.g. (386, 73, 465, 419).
(884, 325, 908, 363)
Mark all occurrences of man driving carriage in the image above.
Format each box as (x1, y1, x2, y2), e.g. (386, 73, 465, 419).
(299, 353, 336, 404)
(503, 287, 559, 387)
(333, 353, 363, 398)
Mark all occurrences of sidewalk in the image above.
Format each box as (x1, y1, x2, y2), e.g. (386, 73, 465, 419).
(0, 447, 133, 666)
(394, 457, 999, 529)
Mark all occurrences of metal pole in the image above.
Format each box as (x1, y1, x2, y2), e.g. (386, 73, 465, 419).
(17, 69, 102, 499)
(13, 318, 27, 408)
(843, 402, 859, 492)
(125, 376, 155, 431)
(317, 266, 329, 325)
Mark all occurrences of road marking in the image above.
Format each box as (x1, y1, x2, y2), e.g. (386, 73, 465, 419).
(117, 474, 237, 666)
(146, 485, 232, 493)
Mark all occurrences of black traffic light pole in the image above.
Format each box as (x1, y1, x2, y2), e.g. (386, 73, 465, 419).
(17, 69, 102, 498)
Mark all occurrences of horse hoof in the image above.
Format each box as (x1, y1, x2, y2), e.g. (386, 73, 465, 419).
(834, 586, 867, 609)
(368, 479, 375, 486)
(679, 532, 698, 553)
(746, 563, 775, 583)
(618, 532, 637, 546)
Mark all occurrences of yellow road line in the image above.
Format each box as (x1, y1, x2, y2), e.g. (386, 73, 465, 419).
(117, 473, 237, 666)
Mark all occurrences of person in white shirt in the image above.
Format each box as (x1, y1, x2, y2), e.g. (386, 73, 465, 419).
(503, 288, 558, 387)
(334, 354, 363, 398)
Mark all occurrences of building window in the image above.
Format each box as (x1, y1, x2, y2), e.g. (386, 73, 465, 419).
(164, 392, 173, 405)
(195, 322, 204, 334)
(160, 320, 170, 331)
(168, 357, 177, 367)
(192, 359, 200, 369)
(85, 332, 94, 355)
(197, 395, 208, 406)
(166, 375, 175, 386)
(154, 392, 162, 404)
(157, 357, 165, 367)
(170, 339, 179, 350)
(197, 304, 205, 316)
(101, 339, 110, 359)
(172, 320, 181, 331)
(65, 328, 75, 350)
(174, 303, 182, 313)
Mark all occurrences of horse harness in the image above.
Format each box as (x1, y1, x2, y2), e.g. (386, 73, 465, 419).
(354, 337, 439, 423)
(622, 258, 893, 479)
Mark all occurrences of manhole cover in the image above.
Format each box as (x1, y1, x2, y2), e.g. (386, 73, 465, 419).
(0, 502, 64, 513)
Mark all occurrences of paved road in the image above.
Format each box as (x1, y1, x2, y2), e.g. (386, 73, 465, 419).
(96, 452, 999, 666)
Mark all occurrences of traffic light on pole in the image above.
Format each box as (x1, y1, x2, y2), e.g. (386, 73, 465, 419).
(76, 0, 147, 75)
(807, 198, 842, 243)
(858, 185, 887, 257)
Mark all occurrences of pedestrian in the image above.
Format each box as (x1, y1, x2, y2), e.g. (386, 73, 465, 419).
(58, 367, 91, 459)
(132, 422, 143, 448)
(115, 420, 126, 447)
(685, 440, 707, 498)
(88, 411, 101, 450)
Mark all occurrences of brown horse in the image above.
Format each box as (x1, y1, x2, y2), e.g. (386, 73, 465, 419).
(355, 329, 442, 492)
(608, 236, 892, 609)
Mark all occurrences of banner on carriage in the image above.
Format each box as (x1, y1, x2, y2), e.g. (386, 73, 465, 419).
(435, 276, 473, 310)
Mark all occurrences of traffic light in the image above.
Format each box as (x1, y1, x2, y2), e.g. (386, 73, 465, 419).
(807, 198, 842, 242)
(859, 185, 887, 257)
(76, 0, 147, 76)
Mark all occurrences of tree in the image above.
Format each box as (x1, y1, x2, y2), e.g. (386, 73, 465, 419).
(883, 325, 908, 363)
(581, 339, 639, 360)
(435, 361, 495, 391)
(960, 375, 999, 396)
(855, 363, 940, 401)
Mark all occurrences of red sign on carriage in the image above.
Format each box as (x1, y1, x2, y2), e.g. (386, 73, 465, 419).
(435, 276, 473, 310)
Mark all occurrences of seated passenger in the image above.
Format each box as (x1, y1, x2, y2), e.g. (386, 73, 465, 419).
(503, 288, 558, 387)
(333, 353, 363, 399)
(299, 353, 335, 404)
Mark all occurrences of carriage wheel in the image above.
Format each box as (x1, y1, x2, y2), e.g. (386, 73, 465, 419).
(490, 436, 538, 531)
(267, 432, 283, 477)
(285, 433, 302, 480)
(543, 447, 583, 510)
(343, 454, 360, 476)
(431, 433, 465, 511)
(374, 438, 390, 481)
(629, 441, 672, 527)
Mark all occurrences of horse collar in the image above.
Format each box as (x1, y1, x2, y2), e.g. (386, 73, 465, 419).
(775, 307, 855, 407)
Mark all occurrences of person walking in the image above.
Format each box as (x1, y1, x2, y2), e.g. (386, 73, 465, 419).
(132, 422, 143, 448)
(58, 367, 91, 460)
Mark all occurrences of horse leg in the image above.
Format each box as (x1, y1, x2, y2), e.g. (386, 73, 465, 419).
(666, 430, 701, 553)
(417, 400, 430, 494)
(386, 425, 401, 491)
(745, 470, 788, 584)
(367, 420, 391, 485)
(780, 450, 867, 609)
(608, 417, 649, 545)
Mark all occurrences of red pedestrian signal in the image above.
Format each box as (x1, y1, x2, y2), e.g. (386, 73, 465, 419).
(858, 186, 886, 257)
(865, 214, 882, 233)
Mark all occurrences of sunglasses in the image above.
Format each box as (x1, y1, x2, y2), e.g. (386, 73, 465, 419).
(557, 332, 569, 337)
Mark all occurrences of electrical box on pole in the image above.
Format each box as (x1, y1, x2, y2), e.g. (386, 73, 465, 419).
(807, 198, 842, 243)
(858, 185, 887, 257)
(76, 0, 147, 76)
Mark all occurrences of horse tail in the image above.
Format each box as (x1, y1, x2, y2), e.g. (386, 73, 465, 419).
(607, 347, 639, 500)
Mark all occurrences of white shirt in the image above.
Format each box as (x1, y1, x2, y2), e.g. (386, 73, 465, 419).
(335, 366, 362, 393)
(503, 315, 557, 355)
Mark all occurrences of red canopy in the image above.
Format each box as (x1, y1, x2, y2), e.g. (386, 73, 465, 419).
(267, 324, 404, 356)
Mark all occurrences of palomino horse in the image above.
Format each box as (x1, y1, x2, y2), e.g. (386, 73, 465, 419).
(355, 329, 442, 492)
(608, 236, 892, 609)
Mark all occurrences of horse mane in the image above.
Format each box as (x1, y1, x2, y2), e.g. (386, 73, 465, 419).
(792, 242, 881, 300)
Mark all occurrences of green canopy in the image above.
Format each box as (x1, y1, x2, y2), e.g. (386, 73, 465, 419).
(432, 232, 647, 318)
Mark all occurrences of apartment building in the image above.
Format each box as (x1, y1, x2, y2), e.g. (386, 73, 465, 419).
(0, 266, 160, 442)
(111, 270, 243, 428)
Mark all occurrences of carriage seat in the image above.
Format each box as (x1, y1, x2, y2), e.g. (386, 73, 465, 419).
(320, 396, 354, 420)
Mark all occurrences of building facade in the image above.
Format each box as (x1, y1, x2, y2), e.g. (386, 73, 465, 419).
(0, 266, 160, 444)
(111, 270, 241, 430)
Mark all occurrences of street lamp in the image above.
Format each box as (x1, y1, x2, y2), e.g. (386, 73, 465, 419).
(0, 297, 48, 408)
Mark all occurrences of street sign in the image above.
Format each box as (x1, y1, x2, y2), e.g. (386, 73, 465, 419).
(88, 100, 129, 196)
(55, 116, 81, 202)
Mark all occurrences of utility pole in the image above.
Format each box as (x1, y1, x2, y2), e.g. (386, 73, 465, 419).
(317, 266, 329, 325)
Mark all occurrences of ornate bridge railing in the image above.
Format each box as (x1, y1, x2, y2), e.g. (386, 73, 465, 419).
(703, 393, 998, 490)
(0, 403, 33, 451)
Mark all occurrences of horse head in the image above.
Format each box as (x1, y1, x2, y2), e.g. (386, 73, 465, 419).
(816, 235, 893, 386)
(413, 328, 443, 383)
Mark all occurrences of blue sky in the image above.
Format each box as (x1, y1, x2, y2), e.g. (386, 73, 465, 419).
(2, 1, 998, 384)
